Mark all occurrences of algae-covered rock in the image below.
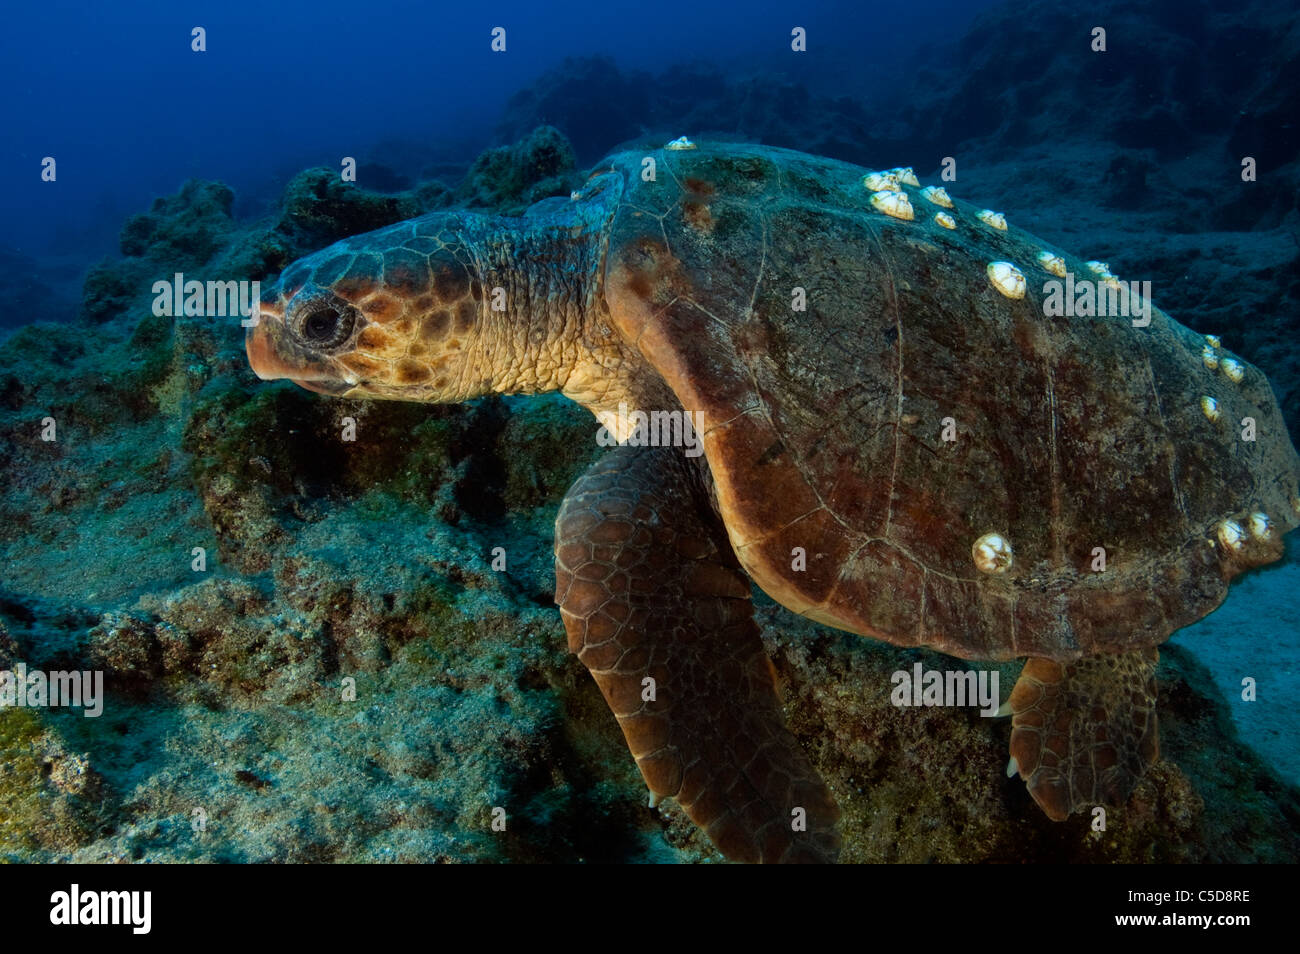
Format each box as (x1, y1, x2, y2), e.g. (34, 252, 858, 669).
(754, 612, 1299, 864)
(2, 103, 1297, 867)
(79, 259, 153, 325)
(119, 179, 237, 267)
(456, 125, 580, 212)
(276, 168, 431, 246)
(0, 707, 112, 860)
(498, 394, 599, 514)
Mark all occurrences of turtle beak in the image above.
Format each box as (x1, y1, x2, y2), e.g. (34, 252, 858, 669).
(245, 315, 354, 395)
(245, 319, 287, 381)
(290, 377, 354, 396)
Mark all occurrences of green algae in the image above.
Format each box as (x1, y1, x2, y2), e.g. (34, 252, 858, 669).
(498, 394, 599, 512)
(0, 322, 88, 373)
(79, 261, 152, 325)
(119, 179, 237, 267)
(109, 311, 177, 416)
(456, 126, 579, 212)
(278, 169, 429, 245)
(0, 708, 46, 857)
(0, 707, 112, 860)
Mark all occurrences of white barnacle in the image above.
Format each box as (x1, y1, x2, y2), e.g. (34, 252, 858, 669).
(888, 166, 921, 187)
(1085, 260, 1114, 278)
(1248, 512, 1272, 540)
(1036, 251, 1067, 278)
(1201, 347, 1219, 371)
(570, 190, 582, 200)
(863, 171, 901, 192)
(986, 261, 1026, 299)
(1216, 519, 1246, 552)
(934, 211, 957, 230)
(1200, 395, 1221, 422)
(977, 209, 1008, 231)
(1205, 334, 1222, 349)
(870, 189, 914, 221)
(665, 136, 696, 150)
(920, 185, 953, 208)
(1220, 356, 1245, 383)
(973, 533, 1014, 573)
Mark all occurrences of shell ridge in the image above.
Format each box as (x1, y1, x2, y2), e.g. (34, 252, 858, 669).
(746, 211, 769, 320)
(1137, 329, 1191, 532)
(850, 195, 905, 537)
(594, 142, 1298, 661)
(1045, 362, 1064, 566)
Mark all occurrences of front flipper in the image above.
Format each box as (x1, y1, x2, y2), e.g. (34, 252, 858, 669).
(1009, 648, 1160, 821)
(555, 445, 841, 862)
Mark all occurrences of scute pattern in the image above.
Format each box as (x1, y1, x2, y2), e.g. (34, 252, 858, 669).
(1009, 649, 1160, 820)
(555, 445, 841, 863)
(600, 142, 1300, 660)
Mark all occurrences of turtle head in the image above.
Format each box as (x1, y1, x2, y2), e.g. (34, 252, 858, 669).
(246, 218, 488, 402)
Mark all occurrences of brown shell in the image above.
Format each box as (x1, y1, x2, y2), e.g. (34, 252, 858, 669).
(599, 142, 1300, 661)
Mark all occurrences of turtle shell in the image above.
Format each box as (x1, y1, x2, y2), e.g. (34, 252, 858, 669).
(597, 142, 1300, 661)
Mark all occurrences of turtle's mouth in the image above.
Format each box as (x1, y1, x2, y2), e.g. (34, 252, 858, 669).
(291, 378, 354, 396)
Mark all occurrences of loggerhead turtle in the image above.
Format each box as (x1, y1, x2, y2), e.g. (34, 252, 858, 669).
(246, 141, 1300, 863)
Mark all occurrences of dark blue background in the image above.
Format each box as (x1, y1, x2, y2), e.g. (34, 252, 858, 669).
(1, 0, 990, 260)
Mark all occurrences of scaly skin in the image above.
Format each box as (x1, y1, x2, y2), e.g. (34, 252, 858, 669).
(555, 444, 840, 862)
(246, 181, 665, 416)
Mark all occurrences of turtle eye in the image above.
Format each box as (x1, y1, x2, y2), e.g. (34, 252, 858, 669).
(294, 302, 356, 351)
(303, 310, 339, 341)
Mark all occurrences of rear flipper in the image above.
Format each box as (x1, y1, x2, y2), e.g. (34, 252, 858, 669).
(555, 445, 841, 862)
(1008, 648, 1160, 821)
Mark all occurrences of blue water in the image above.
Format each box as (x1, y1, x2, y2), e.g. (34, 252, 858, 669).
(1, 0, 989, 272)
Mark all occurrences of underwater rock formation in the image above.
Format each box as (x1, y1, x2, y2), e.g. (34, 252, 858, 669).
(455, 125, 580, 212)
(2, 0, 1300, 861)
